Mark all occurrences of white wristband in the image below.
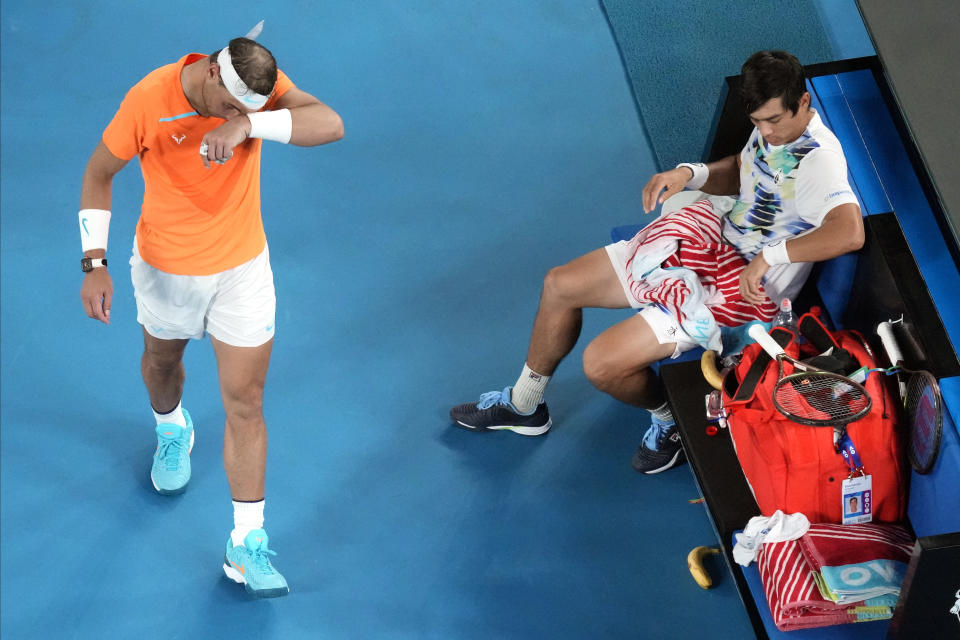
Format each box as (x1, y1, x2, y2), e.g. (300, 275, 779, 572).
(79, 208, 111, 252)
(762, 239, 791, 265)
(676, 162, 708, 190)
(247, 109, 292, 144)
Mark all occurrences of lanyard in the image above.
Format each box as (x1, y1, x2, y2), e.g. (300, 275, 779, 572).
(836, 431, 865, 477)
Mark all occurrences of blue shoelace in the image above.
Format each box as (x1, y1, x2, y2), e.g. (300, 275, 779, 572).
(156, 436, 186, 471)
(643, 417, 674, 450)
(247, 545, 278, 574)
(477, 388, 510, 410)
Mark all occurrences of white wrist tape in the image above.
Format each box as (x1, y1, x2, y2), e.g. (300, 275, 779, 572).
(247, 109, 292, 144)
(676, 162, 709, 190)
(762, 239, 791, 265)
(79, 209, 111, 252)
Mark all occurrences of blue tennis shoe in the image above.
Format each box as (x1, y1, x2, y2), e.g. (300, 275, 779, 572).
(150, 409, 194, 495)
(223, 529, 290, 598)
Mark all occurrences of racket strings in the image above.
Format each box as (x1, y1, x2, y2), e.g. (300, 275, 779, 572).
(904, 373, 939, 415)
(773, 373, 872, 424)
(902, 372, 942, 473)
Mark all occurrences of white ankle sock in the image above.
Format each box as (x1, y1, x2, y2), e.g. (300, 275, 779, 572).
(153, 401, 186, 427)
(511, 364, 550, 414)
(231, 499, 265, 546)
(649, 401, 674, 423)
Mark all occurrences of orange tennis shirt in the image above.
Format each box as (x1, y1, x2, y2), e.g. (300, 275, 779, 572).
(102, 53, 295, 275)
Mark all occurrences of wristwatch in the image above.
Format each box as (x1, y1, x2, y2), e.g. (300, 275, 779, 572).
(81, 257, 108, 272)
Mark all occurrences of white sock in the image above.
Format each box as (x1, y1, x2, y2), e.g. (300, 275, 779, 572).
(231, 499, 265, 547)
(511, 363, 550, 414)
(153, 401, 186, 427)
(649, 401, 674, 423)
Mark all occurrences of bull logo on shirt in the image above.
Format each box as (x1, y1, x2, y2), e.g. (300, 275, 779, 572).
(171, 134, 186, 144)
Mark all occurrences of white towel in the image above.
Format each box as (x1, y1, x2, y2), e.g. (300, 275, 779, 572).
(734, 510, 811, 566)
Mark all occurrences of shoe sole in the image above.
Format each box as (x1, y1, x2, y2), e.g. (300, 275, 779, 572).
(151, 429, 195, 495)
(637, 449, 684, 474)
(453, 418, 552, 437)
(223, 562, 290, 598)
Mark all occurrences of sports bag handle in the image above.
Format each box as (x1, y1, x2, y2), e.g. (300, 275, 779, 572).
(799, 311, 840, 354)
(727, 326, 794, 403)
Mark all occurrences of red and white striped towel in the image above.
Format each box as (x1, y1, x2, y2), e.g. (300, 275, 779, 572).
(797, 523, 914, 569)
(757, 537, 858, 631)
(757, 523, 913, 630)
(623, 200, 778, 326)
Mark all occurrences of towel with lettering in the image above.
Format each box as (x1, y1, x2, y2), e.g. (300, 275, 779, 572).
(757, 536, 899, 631)
(797, 523, 913, 605)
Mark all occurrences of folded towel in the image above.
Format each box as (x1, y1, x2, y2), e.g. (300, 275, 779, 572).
(758, 537, 859, 631)
(797, 523, 913, 604)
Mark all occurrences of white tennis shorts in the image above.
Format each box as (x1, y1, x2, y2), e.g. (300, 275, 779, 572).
(605, 240, 699, 359)
(130, 240, 276, 347)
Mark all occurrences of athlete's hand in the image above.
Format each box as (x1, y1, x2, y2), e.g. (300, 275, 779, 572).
(739, 254, 770, 306)
(199, 115, 251, 169)
(641, 167, 693, 214)
(81, 268, 113, 325)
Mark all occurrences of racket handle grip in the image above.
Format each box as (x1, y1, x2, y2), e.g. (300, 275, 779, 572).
(877, 321, 904, 366)
(748, 323, 786, 358)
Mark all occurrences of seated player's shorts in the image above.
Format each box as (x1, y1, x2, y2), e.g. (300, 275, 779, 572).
(130, 240, 276, 347)
(605, 240, 699, 359)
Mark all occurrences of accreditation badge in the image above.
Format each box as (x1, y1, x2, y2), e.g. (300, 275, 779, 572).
(841, 474, 873, 525)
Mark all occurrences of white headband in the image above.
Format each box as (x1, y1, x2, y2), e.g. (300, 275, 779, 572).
(216, 47, 269, 110)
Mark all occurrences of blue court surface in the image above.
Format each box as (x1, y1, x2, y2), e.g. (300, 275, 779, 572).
(1, 2, 870, 638)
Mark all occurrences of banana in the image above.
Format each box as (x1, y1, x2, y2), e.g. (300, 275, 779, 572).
(687, 545, 721, 589)
(700, 350, 725, 390)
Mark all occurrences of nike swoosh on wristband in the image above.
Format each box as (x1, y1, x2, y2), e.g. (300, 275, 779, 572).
(81, 218, 89, 235)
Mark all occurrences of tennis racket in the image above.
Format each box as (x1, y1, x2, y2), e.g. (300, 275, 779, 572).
(748, 324, 872, 428)
(877, 321, 943, 474)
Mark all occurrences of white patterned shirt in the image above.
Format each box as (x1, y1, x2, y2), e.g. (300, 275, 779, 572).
(721, 110, 860, 303)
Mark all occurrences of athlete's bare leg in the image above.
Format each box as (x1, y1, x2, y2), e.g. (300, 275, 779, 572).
(210, 336, 273, 501)
(525, 248, 635, 375)
(582, 314, 676, 409)
(141, 328, 189, 413)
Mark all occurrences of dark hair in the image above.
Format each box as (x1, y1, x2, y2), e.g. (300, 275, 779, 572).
(209, 37, 278, 96)
(739, 50, 806, 115)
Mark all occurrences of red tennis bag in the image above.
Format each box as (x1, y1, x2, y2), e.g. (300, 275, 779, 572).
(721, 311, 908, 523)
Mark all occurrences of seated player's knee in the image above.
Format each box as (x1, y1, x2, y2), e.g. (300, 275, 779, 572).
(541, 264, 581, 307)
(582, 340, 629, 392)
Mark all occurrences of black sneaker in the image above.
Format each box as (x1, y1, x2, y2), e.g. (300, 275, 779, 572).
(450, 387, 551, 436)
(632, 416, 685, 473)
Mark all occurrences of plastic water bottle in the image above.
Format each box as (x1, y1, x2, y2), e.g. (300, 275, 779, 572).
(772, 298, 799, 336)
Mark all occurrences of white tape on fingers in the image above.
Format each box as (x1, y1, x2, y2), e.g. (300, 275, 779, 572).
(198, 141, 226, 165)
